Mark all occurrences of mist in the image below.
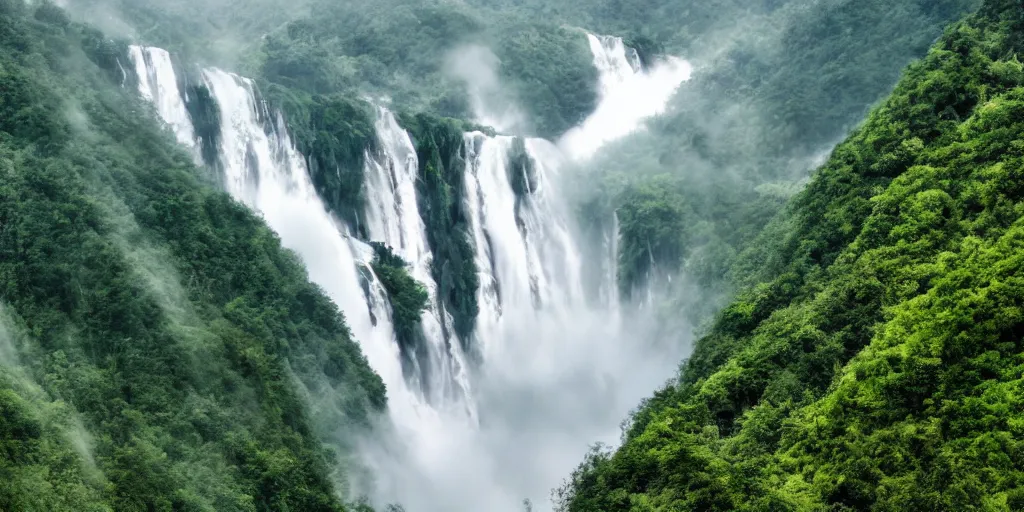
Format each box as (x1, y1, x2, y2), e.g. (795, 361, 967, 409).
(126, 26, 694, 510)
(0, 303, 109, 489)
(334, 35, 694, 512)
(0, 305, 21, 370)
(114, 7, 744, 507)
(358, 306, 686, 512)
(445, 44, 525, 133)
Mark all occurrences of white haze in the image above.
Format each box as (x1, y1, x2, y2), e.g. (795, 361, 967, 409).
(129, 32, 691, 512)
(0, 305, 106, 483)
(0, 305, 20, 369)
(445, 44, 526, 132)
(560, 34, 693, 161)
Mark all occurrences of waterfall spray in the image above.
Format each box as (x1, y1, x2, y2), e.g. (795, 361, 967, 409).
(128, 46, 197, 150)
(128, 30, 691, 512)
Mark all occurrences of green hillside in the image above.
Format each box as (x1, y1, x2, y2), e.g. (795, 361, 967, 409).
(0, 3, 383, 510)
(556, 1, 1024, 510)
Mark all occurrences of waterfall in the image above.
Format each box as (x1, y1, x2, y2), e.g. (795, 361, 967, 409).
(194, 68, 416, 398)
(464, 135, 539, 317)
(361, 32, 689, 511)
(127, 50, 419, 419)
(362, 106, 475, 411)
(127, 46, 197, 150)
(462, 134, 585, 354)
(560, 35, 693, 161)
(588, 34, 643, 93)
(127, 29, 691, 512)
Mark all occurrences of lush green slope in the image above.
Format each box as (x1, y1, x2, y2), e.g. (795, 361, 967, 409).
(557, 1, 1024, 510)
(0, 3, 384, 511)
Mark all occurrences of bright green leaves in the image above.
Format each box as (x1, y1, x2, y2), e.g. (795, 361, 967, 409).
(559, 1, 1024, 509)
(780, 222, 1024, 510)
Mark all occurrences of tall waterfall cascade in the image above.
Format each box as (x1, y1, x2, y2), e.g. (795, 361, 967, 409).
(127, 44, 419, 416)
(127, 31, 691, 512)
(463, 133, 586, 356)
(362, 107, 476, 411)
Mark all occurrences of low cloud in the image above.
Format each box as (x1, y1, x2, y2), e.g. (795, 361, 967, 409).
(445, 44, 525, 133)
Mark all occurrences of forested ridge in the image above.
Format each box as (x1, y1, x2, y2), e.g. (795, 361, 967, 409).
(0, 3, 384, 510)
(557, 0, 1024, 509)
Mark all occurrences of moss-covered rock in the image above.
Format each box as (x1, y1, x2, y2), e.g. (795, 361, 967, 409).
(263, 84, 376, 235)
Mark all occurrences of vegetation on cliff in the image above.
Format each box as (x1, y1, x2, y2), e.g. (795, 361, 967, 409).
(369, 242, 429, 355)
(399, 113, 483, 345)
(0, 3, 383, 510)
(557, 2, 1024, 509)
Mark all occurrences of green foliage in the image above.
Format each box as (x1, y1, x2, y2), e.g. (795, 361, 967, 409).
(0, 370, 110, 512)
(0, 5, 384, 510)
(60, 0, 302, 65)
(616, 177, 692, 298)
(259, 2, 482, 97)
(587, 170, 780, 314)
(558, 1, 1024, 509)
(492, 24, 598, 138)
(369, 243, 429, 353)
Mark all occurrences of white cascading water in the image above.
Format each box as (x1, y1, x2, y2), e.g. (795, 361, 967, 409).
(362, 106, 475, 412)
(127, 54, 437, 445)
(129, 31, 691, 512)
(590, 34, 643, 89)
(560, 34, 693, 161)
(462, 134, 585, 351)
(127, 46, 197, 151)
(195, 68, 418, 402)
(362, 33, 692, 511)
